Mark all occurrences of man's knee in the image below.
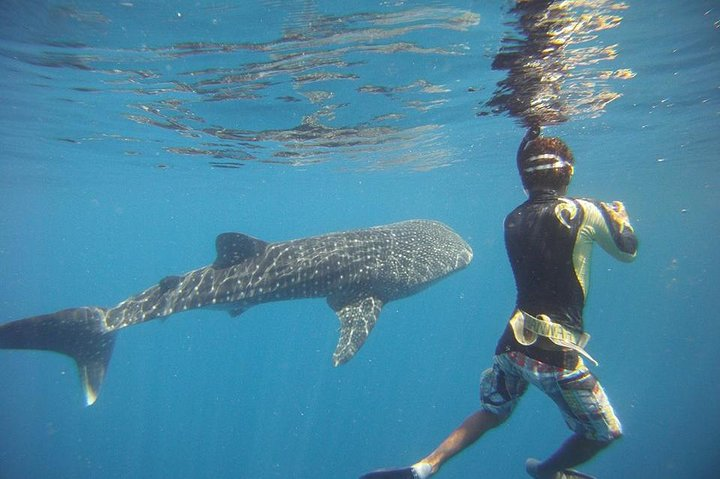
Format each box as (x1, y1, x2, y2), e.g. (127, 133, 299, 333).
(478, 406, 510, 428)
(586, 425, 623, 445)
(579, 433, 619, 455)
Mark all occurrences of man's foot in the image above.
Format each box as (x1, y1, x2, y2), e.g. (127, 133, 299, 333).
(526, 458, 547, 478)
(526, 458, 597, 479)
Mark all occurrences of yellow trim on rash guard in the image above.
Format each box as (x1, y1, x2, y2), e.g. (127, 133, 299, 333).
(573, 199, 637, 297)
(554, 198, 578, 229)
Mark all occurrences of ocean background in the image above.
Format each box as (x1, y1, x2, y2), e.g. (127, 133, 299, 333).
(0, 1, 718, 478)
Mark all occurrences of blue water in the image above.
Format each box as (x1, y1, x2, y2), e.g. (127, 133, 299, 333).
(0, 1, 718, 478)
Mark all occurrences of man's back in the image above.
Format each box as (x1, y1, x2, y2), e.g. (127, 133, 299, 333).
(505, 193, 637, 333)
(505, 193, 586, 331)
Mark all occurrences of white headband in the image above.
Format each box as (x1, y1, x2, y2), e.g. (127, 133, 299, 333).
(523, 153, 572, 173)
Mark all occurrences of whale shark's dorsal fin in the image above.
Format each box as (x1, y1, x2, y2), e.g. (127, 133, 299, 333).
(329, 295, 384, 367)
(213, 233, 269, 269)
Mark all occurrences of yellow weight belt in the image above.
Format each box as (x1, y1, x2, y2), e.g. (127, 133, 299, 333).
(509, 310, 598, 366)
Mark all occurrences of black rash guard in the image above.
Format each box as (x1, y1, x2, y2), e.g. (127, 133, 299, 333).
(496, 191, 638, 367)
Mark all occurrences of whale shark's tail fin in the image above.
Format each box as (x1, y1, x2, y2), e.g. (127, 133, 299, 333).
(0, 307, 116, 406)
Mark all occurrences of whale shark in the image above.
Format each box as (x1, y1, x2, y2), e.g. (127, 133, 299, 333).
(0, 220, 472, 405)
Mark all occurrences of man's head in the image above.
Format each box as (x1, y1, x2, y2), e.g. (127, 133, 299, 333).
(517, 134, 574, 195)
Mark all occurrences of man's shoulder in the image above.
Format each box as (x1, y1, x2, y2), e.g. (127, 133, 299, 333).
(568, 197, 604, 213)
(566, 196, 596, 204)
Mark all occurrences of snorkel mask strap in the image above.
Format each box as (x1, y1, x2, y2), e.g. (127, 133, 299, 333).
(522, 153, 574, 174)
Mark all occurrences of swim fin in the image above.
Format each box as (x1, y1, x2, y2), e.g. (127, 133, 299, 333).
(526, 458, 596, 479)
(359, 467, 418, 479)
(555, 470, 596, 479)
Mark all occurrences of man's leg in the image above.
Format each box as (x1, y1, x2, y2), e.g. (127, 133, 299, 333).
(526, 357, 622, 479)
(526, 434, 612, 478)
(360, 355, 526, 479)
(421, 409, 502, 473)
(360, 410, 501, 479)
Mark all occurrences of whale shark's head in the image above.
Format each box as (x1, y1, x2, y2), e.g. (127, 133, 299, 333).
(423, 220, 473, 271)
(377, 220, 473, 292)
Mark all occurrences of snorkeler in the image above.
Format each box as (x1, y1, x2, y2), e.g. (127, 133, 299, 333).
(359, 127, 638, 479)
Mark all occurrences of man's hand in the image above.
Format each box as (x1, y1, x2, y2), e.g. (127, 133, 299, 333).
(600, 201, 633, 232)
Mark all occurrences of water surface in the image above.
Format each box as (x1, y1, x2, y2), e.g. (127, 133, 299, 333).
(0, 1, 718, 478)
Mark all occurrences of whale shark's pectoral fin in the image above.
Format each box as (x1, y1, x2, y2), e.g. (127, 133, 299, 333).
(213, 232, 269, 269)
(228, 307, 247, 318)
(330, 295, 384, 367)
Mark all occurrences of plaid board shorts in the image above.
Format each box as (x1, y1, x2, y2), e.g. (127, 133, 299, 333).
(480, 351, 622, 441)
